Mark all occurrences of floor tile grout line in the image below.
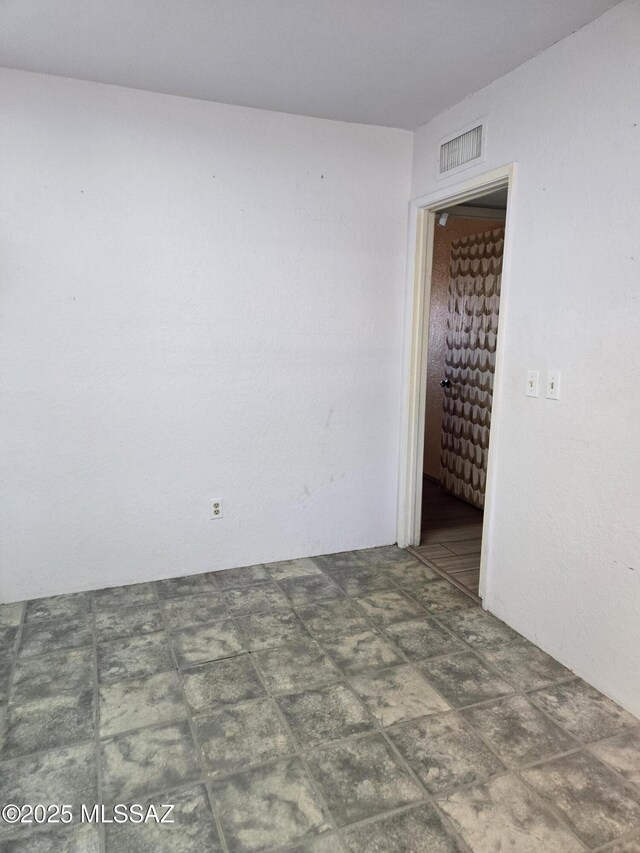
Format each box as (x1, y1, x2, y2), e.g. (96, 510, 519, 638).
(333, 612, 524, 718)
(2, 585, 628, 774)
(304, 623, 412, 676)
(243, 592, 477, 853)
(394, 571, 478, 616)
(269, 564, 640, 844)
(95, 778, 212, 820)
(433, 650, 640, 848)
(507, 737, 632, 777)
(409, 605, 590, 713)
(407, 546, 481, 601)
(591, 827, 640, 851)
(96, 657, 189, 690)
(91, 703, 190, 747)
(3, 600, 26, 714)
(324, 666, 582, 846)
(453, 695, 586, 762)
(425, 557, 482, 570)
(205, 555, 450, 844)
(17, 672, 595, 787)
(426, 767, 514, 802)
(10, 608, 93, 631)
(518, 678, 640, 756)
(239, 598, 471, 853)
(232, 605, 314, 653)
(90, 591, 107, 853)
(13, 642, 94, 662)
(271, 575, 474, 709)
(583, 741, 640, 799)
(151, 582, 232, 853)
(258, 802, 460, 853)
(6, 655, 186, 711)
(344, 801, 460, 850)
(580, 744, 640, 801)
(332, 684, 478, 804)
(241, 635, 350, 850)
(0, 598, 105, 838)
(512, 767, 591, 850)
(340, 681, 477, 853)
(191, 740, 300, 786)
(430, 642, 625, 759)
(0, 736, 99, 768)
(269, 561, 454, 651)
(376, 604, 482, 657)
(440, 705, 594, 848)
(424, 703, 589, 852)
(0, 600, 27, 837)
(280, 572, 470, 660)
(217, 564, 610, 763)
(3, 555, 640, 850)
(2, 651, 626, 786)
(269, 574, 397, 682)
(258, 830, 346, 853)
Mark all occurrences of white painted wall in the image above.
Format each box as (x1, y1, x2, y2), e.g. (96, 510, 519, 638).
(0, 69, 412, 602)
(411, 0, 640, 715)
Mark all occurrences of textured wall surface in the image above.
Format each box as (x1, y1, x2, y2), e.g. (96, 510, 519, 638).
(441, 228, 504, 509)
(424, 218, 504, 479)
(0, 70, 412, 602)
(411, 0, 640, 714)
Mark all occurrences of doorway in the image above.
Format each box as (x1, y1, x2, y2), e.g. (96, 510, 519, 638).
(397, 167, 514, 603)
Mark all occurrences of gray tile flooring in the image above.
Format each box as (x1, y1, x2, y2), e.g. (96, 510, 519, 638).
(0, 546, 639, 852)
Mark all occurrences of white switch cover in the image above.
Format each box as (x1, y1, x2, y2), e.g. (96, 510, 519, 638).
(526, 370, 539, 397)
(546, 370, 561, 400)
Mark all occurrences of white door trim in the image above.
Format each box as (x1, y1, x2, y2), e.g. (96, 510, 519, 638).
(396, 164, 517, 601)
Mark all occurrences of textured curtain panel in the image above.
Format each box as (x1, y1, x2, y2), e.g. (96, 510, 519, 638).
(440, 228, 504, 510)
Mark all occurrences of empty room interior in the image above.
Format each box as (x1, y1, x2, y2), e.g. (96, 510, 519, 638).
(0, 2, 639, 852)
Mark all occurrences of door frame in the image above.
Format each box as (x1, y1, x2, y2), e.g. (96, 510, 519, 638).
(396, 164, 516, 601)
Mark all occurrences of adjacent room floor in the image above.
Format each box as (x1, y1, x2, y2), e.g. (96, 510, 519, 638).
(412, 476, 484, 598)
(1, 547, 639, 852)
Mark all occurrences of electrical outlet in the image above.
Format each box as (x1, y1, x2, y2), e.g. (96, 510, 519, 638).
(210, 498, 223, 519)
(546, 370, 561, 400)
(526, 370, 539, 398)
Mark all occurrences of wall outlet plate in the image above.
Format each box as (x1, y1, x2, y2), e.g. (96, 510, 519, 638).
(210, 498, 223, 519)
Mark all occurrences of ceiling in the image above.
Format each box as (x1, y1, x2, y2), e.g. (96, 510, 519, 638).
(0, 0, 620, 129)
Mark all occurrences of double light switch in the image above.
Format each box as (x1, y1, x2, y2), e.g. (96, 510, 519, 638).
(526, 370, 561, 399)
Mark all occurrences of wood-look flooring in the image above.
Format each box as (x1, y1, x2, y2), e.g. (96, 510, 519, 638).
(408, 477, 483, 600)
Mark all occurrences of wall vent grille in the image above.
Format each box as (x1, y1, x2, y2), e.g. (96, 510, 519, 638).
(439, 124, 483, 173)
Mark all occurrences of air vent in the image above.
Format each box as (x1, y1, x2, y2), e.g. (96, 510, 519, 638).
(439, 124, 483, 174)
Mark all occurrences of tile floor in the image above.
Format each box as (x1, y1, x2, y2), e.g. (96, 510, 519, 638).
(1, 547, 639, 852)
(413, 477, 484, 597)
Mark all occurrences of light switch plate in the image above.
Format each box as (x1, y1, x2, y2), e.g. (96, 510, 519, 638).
(546, 370, 561, 400)
(526, 370, 539, 398)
